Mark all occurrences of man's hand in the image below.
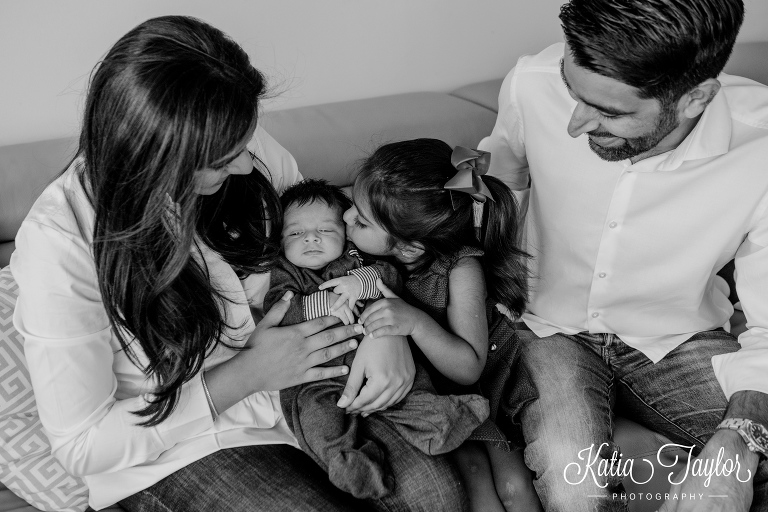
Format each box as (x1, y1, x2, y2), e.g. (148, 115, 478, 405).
(658, 429, 757, 512)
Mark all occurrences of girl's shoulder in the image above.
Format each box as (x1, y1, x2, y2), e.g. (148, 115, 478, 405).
(429, 246, 484, 277)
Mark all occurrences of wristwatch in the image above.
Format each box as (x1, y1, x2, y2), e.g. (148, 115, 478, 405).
(716, 418, 768, 460)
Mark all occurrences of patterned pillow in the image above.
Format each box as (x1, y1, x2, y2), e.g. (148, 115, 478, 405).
(0, 266, 89, 512)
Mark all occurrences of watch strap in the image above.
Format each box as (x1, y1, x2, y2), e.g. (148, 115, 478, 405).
(717, 418, 768, 459)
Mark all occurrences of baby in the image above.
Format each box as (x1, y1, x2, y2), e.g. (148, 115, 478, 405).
(264, 179, 490, 499)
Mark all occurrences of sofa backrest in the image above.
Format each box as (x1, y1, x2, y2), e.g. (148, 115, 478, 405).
(1, 41, 767, 267)
(0, 88, 499, 267)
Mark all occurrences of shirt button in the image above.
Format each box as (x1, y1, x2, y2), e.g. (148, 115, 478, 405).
(592, 312, 600, 318)
(609, 222, 618, 228)
(598, 272, 607, 278)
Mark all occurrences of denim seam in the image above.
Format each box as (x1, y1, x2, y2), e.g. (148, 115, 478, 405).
(369, 497, 394, 512)
(617, 377, 706, 449)
(135, 489, 175, 512)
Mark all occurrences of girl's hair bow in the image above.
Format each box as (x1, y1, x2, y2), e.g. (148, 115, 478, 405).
(444, 146, 496, 208)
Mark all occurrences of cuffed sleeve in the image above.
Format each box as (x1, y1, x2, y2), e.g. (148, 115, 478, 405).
(347, 266, 382, 299)
(303, 291, 331, 320)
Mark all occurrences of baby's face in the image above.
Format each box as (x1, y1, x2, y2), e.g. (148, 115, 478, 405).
(282, 200, 346, 270)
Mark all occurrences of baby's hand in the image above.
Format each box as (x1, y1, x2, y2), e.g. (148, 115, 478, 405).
(330, 302, 356, 326)
(320, 275, 362, 312)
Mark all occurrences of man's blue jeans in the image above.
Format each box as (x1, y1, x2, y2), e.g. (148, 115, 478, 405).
(119, 423, 468, 512)
(513, 328, 768, 512)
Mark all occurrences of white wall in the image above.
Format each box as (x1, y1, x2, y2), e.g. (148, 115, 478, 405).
(1, 0, 766, 146)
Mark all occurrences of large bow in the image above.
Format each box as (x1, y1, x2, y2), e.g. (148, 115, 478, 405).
(444, 147, 495, 208)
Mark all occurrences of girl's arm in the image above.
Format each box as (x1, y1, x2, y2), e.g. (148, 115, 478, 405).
(359, 257, 488, 385)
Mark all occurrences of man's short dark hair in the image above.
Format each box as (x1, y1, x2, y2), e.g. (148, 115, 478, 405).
(280, 178, 352, 218)
(560, 0, 744, 104)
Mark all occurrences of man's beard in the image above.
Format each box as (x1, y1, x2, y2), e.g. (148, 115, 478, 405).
(587, 103, 679, 162)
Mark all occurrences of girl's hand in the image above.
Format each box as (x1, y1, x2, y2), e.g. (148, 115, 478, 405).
(337, 333, 415, 416)
(357, 279, 424, 339)
(319, 275, 362, 311)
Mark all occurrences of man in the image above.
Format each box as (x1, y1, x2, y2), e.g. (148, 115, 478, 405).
(479, 1, 768, 511)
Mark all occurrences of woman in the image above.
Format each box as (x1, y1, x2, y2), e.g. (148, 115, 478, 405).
(11, 16, 467, 511)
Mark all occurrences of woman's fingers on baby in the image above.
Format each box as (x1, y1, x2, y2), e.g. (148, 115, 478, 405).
(297, 315, 340, 337)
(260, 291, 293, 327)
(307, 336, 358, 369)
(306, 321, 362, 352)
(304, 364, 349, 384)
(337, 359, 366, 408)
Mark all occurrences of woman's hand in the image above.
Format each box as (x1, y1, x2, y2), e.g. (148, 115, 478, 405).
(357, 279, 425, 339)
(337, 332, 416, 417)
(205, 291, 363, 412)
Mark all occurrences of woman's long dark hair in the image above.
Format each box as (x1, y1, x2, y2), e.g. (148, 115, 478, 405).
(355, 138, 529, 318)
(78, 16, 281, 426)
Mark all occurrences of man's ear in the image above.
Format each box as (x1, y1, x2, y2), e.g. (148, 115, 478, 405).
(396, 241, 425, 261)
(678, 78, 721, 119)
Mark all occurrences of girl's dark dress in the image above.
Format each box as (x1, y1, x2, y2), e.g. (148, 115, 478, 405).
(403, 246, 531, 450)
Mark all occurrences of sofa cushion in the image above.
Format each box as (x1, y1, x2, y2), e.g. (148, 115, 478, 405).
(0, 266, 89, 512)
(450, 79, 504, 112)
(260, 91, 498, 187)
(0, 138, 79, 268)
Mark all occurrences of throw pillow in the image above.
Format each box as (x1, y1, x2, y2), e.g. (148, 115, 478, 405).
(0, 265, 89, 512)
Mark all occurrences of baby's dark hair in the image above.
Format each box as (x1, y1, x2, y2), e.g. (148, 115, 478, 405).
(280, 178, 352, 219)
(355, 138, 529, 318)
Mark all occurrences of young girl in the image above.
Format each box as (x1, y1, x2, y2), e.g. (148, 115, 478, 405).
(337, 138, 542, 511)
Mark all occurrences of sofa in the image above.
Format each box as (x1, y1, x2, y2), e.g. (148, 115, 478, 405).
(1, 41, 766, 512)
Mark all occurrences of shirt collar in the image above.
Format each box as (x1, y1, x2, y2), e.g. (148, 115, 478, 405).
(659, 88, 732, 171)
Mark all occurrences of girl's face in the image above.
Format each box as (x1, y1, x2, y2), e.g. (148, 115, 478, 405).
(343, 191, 396, 258)
(194, 146, 253, 195)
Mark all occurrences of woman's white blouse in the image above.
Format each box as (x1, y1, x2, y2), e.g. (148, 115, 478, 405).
(11, 126, 302, 509)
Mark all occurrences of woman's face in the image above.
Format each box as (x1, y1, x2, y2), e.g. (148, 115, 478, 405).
(194, 147, 253, 195)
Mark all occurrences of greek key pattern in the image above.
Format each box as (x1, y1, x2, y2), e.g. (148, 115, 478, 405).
(0, 266, 88, 512)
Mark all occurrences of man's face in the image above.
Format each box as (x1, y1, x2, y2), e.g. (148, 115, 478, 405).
(281, 200, 346, 270)
(560, 48, 681, 162)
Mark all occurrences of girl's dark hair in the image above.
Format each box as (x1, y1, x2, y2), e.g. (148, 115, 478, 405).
(560, 0, 744, 104)
(355, 138, 528, 318)
(78, 15, 282, 426)
(280, 178, 352, 217)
